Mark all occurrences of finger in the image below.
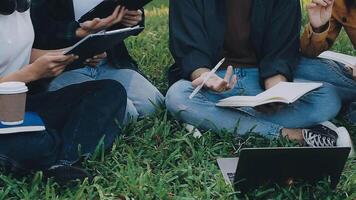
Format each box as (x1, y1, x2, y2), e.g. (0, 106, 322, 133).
(50, 54, 75, 63)
(121, 21, 138, 27)
(93, 53, 107, 60)
(124, 10, 140, 16)
(113, 7, 127, 24)
(228, 75, 238, 89)
(85, 58, 101, 64)
(312, 0, 329, 6)
(192, 77, 204, 88)
(306, 3, 318, 9)
(217, 80, 229, 91)
(224, 66, 234, 83)
(121, 19, 138, 26)
(52, 66, 66, 77)
(123, 15, 141, 21)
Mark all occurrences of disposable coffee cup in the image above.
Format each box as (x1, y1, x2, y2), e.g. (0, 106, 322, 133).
(0, 82, 28, 125)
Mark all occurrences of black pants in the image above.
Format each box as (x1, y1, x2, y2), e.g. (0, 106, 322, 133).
(0, 80, 126, 171)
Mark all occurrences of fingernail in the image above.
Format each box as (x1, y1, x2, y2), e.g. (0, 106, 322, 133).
(86, 59, 90, 62)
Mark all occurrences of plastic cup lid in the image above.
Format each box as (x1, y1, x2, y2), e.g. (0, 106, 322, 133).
(0, 82, 28, 94)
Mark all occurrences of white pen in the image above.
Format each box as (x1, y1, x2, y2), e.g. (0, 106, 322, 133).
(189, 58, 226, 99)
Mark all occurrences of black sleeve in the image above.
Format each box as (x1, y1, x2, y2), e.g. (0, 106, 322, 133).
(258, 0, 301, 84)
(169, 0, 214, 80)
(31, 0, 81, 49)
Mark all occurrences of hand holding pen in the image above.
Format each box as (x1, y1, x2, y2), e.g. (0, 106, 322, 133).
(190, 58, 237, 99)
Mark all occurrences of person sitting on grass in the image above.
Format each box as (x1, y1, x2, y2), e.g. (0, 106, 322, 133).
(30, 0, 164, 122)
(165, 0, 354, 149)
(0, 0, 128, 184)
(294, 0, 356, 124)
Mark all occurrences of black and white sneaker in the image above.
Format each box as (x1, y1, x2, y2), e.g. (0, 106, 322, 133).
(44, 164, 93, 185)
(302, 124, 338, 147)
(303, 122, 355, 158)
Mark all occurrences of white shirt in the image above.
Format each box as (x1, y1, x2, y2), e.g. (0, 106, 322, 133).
(73, 0, 104, 21)
(0, 11, 34, 77)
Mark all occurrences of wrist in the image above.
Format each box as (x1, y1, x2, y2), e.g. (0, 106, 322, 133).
(311, 22, 329, 33)
(23, 64, 39, 81)
(264, 74, 287, 89)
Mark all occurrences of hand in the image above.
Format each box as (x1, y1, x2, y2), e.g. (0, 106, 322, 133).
(121, 10, 143, 27)
(307, 0, 334, 31)
(84, 52, 107, 67)
(264, 74, 287, 90)
(257, 74, 288, 113)
(25, 53, 78, 80)
(192, 66, 237, 93)
(76, 5, 127, 38)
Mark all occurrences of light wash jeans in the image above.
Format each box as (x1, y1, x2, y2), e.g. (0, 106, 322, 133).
(294, 57, 356, 123)
(166, 68, 341, 138)
(48, 61, 164, 122)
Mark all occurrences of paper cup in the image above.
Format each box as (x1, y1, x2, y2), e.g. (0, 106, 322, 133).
(0, 82, 28, 125)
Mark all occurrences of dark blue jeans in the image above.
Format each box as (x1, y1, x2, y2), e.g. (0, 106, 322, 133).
(0, 80, 127, 172)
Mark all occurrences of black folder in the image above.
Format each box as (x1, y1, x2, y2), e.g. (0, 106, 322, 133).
(78, 0, 152, 23)
(63, 26, 143, 70)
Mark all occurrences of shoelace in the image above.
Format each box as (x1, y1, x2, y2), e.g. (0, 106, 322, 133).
(303, 130, 336, 147)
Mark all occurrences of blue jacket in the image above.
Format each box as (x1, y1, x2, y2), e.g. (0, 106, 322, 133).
(168, 0, 301, 86)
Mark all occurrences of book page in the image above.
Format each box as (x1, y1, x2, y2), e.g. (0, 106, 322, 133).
(257, 82, 323, 103)
(318, 51, 356, 68)
(217, 82, 322, 107)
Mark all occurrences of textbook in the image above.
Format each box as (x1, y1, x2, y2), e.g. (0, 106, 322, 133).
(216, 82, 323, 108)
(0, 112, 45, 134)
(64, 26, 143, 70)
(318, 51, 356, 68)
(78, 0, 152, 23)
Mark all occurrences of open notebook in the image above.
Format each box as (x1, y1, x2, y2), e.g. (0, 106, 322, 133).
(216, 82, 322, 108)
(318, 51, 356, 68)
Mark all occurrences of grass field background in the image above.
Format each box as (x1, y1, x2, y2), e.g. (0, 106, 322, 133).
(0, 0, 355, 199)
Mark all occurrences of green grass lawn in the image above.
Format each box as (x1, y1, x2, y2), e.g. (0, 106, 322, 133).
(0, 1, 355, 199)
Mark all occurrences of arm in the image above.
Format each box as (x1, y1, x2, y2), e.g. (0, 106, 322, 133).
(31, 0, 128, 49)
(259, 0, 302, 86)
(0, 50, 77, 84)
(169, 0, 214, 80)
(301, 16, 342, 57)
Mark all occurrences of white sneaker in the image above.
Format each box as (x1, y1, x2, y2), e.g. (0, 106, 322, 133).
(184, 124, 202, 138)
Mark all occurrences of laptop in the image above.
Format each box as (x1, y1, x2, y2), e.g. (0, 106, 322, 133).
(217, 147, 350, 192)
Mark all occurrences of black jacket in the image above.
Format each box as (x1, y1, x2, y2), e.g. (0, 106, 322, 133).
(30, 0, 144, 70)
(168, 0, 301, 86)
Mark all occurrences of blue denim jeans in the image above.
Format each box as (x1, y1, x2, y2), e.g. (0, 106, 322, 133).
(48, 61, 164, 122)
(294, 57, 356, 123)
(166, 68, 341, 138)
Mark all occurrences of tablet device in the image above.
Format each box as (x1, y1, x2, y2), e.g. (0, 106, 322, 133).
(78, 0, 152, 23)
(232, 147, 350, 192)
(63, 26, 143, 70)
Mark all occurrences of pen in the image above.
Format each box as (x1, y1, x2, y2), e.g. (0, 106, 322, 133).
(189, 58, 226, 99)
